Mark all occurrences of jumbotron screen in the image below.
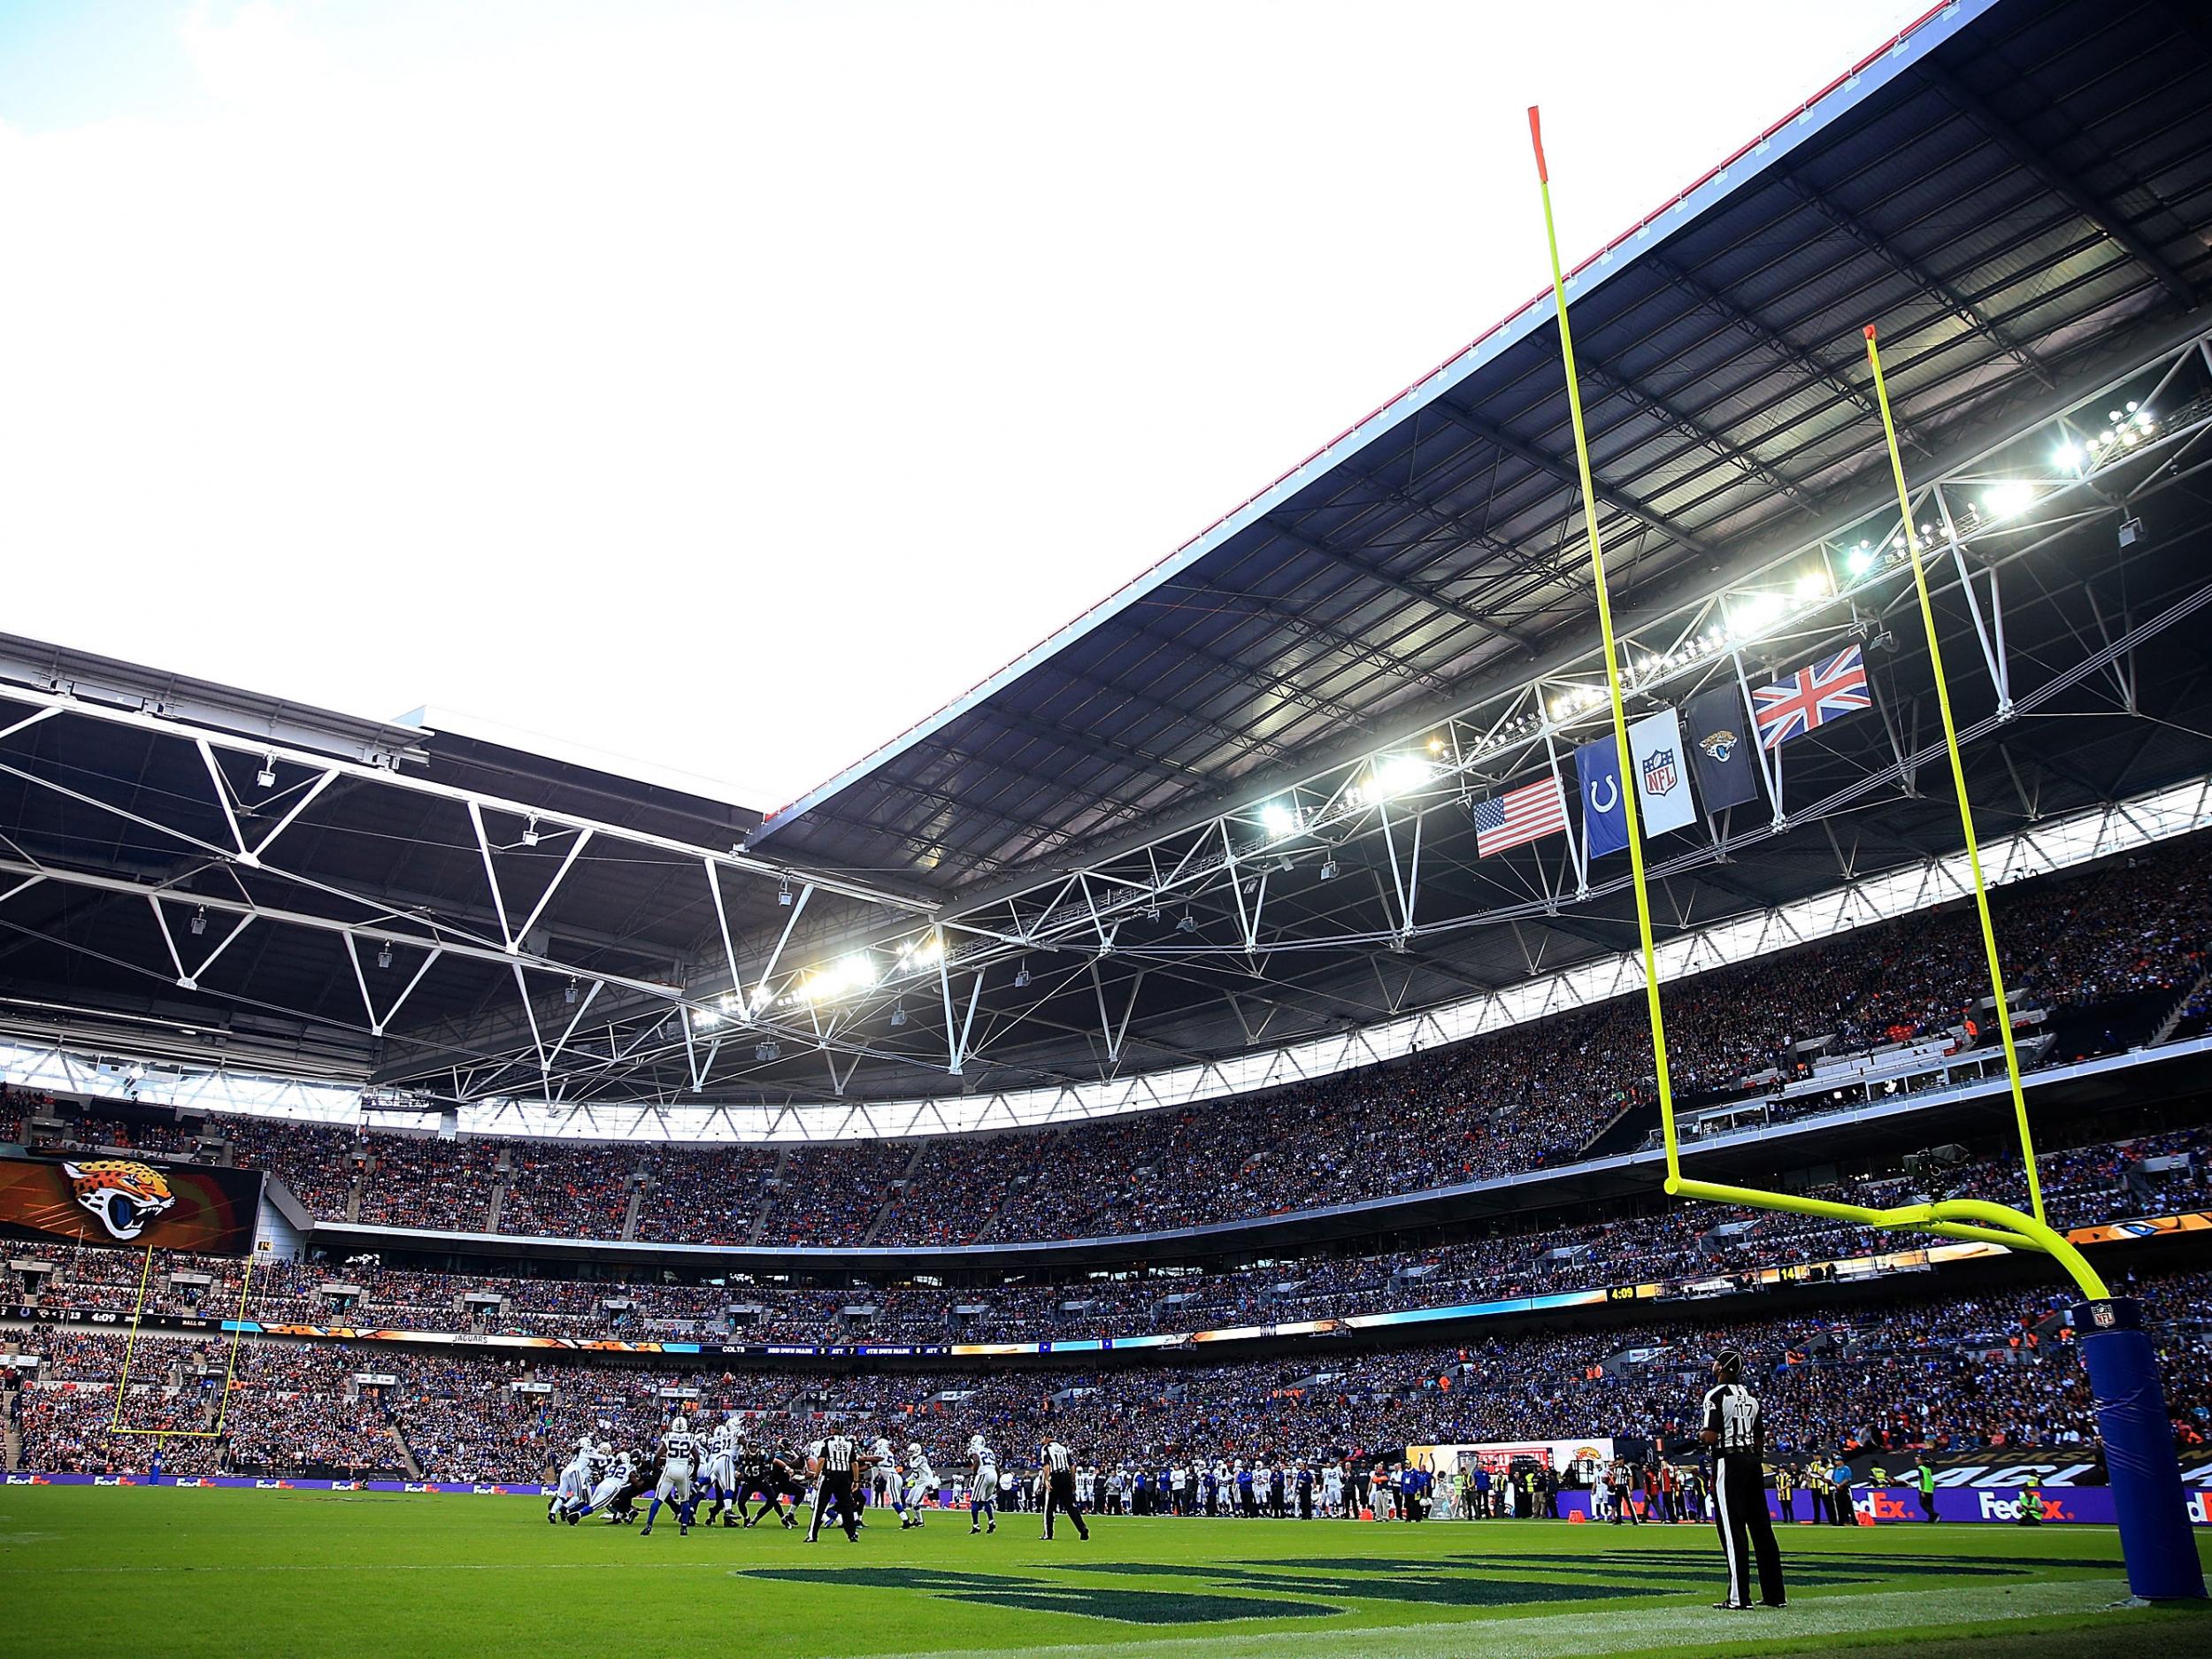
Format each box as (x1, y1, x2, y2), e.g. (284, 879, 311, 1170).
(0, 1150, 265, 1256)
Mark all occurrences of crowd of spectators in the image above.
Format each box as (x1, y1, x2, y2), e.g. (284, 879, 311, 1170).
(5, 1119, 2206, 1358)
(11, 1267, 2207, 1482)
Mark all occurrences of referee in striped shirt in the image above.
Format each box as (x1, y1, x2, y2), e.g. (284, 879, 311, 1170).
(808, 1432, 863, 1542)
(1041, 1439, 1090, 1541)
(1701, 1349, 1785, 1609)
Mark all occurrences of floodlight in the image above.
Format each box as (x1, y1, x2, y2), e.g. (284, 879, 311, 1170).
(522, 817, 541, 848)
(188, 907, 206, 936)
(256, 755, 276, 788)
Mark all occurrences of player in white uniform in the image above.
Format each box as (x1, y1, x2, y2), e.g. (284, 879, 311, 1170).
(867, 1434, 909, 1527)
(702, 1419, 740, 1523)
(642, 1415, 698, 1537)
(902, 1441, 936, 1527)
(966, 1433, 999, 1534)
(1321, 1461, 1344, 1517)
(575, 1444, 630, 1521)
(549, 1431, 597, 1523)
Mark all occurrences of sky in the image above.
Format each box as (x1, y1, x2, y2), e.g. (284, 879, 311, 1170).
(0, 0, 1930, 814)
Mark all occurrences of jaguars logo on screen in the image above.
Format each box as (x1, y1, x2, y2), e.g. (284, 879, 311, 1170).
(62, 1160, 178, 1241)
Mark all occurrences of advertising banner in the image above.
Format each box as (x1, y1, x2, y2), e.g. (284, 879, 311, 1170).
(1407, 1437, 1615, 1477)
(0, 1152, 264, 1256)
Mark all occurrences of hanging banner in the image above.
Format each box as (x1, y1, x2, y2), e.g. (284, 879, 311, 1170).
(1575, 736, 1627, 858)
(1683, 684, 1762, 810)
(1628, 709, 1697, 837)
(0, 1153, 264, 1256)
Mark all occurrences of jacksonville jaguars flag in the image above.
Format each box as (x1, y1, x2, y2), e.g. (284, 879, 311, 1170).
(1684, 685, 1762, 811)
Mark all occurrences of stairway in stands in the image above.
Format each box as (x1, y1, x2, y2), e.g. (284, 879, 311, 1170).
(745, 1149, 789, 1245)
(2150, 965, 2212, 1048)
(860, 1143, 929, 1245)
(386, 1425, 422, 1480)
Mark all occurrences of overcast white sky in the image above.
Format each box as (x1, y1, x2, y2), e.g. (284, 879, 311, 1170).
(0, 0, 1926, 816)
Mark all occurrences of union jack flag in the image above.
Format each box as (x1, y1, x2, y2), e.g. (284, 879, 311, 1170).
(1753, 643, 1872, 749)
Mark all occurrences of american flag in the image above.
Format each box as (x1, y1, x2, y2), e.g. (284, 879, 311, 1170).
(1473, 775, 1568, 856)
(1753, 643, 1872, 749)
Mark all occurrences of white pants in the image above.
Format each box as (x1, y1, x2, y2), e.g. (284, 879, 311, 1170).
(556, 1466, 589, 1504)
(587, 1473, 625, 1510)
(656, 1456, 694, 1504)
(974, 1468, 999, 1502)
(872, 1467, 902, 1506)
(705, 1453, 735, 1492)
(906, 1473, 936, 1509)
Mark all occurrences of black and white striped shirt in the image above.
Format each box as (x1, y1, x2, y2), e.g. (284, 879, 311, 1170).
(818, 1434, 857, 1475)
(1043, 1440, 1073, 1474)
(1701, 1382, 1763, 1456)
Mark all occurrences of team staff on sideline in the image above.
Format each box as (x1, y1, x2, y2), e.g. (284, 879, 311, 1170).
(1700, 1348, 1786, 1611)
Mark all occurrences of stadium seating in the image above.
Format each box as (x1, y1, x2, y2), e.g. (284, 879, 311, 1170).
(11, 1267, 2207, 1482)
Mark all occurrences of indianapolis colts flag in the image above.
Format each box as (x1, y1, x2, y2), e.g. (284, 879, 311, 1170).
(1577, 734, 1628, 858)
(1627, 708, 1697, 837)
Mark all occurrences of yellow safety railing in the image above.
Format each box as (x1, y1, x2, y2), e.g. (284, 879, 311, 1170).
(1525, 108, 2103, 1304)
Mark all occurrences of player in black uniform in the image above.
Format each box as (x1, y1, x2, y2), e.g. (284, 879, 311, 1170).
(808, 1432, 863, 1542)
(1701, 1348, 1786, 1610)
(735, 1444, 800, 1529)
(1040, 1439, 1091, 1541)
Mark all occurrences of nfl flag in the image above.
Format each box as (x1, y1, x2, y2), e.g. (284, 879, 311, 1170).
(1628, 708, 1697, 837)
(1473, 775, 1569, 856)
(1684, 684, 1761, 810)
(1577, 735, 1628, 858)
(1754, 644, 1872, 749)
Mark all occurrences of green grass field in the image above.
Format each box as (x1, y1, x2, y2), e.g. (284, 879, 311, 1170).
(3, 1489, 2208, 1659)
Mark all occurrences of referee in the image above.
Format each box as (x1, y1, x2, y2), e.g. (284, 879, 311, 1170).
(1040, 1439, 1091, 1541)
(809, 1432, 863, 1543)
(1700, 1348, 1785, 1609)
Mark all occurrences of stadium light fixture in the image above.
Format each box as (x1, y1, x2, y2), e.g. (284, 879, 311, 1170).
(777, 880, 792, 906)
(1983, 480, 2038, 520)
(522, 817, 541, 848)
(1366, 753, 1434, 802)
(889, 1001, 905, 1027)
(376, 945, 392, 969)
(2054, 441, 2085, 473)
(696, 1005, 721, 1029)
(564, 978, 578, 1004)
(1259, 799, 1298, 838)
(256, 755, 276, 788)
(188, 906, 206, 936)
(1319, 857, 1338, 880)
(1176, 910, 1197, 933)
(1012, 962, 1031, 989)
(1794, 570, 1830, 603)
(1845, 541, 1875, 577)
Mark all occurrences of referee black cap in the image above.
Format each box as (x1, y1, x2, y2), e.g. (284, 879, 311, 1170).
(1714, 1348, 1744, 1379)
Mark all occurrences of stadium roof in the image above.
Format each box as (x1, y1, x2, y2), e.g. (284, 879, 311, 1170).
(751, 0, 2211, 889)
(4, 0, 2212, 1129)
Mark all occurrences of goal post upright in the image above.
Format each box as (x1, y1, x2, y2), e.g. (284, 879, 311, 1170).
(1527, 109, 2201, 1599)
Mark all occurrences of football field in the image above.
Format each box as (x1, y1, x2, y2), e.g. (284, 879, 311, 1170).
(3, 1489, 2208, 1659)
